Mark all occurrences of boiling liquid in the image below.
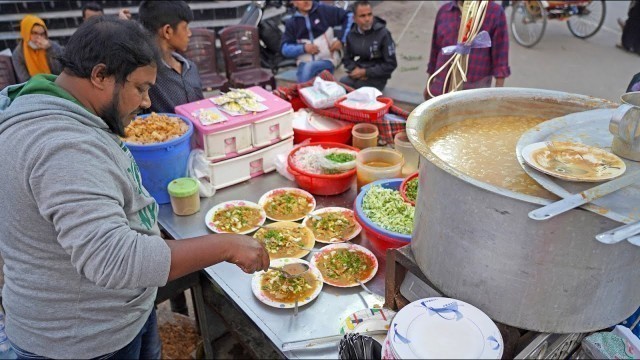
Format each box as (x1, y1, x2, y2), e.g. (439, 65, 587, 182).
(425, 116, 557, 199)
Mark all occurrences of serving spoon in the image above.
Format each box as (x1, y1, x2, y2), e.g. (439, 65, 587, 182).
(267, 263, 311, 316)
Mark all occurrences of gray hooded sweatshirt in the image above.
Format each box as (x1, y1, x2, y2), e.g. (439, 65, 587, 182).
(0, 74, 171, 359)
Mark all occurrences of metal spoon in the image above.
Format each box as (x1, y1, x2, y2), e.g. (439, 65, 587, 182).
(357, 280, 373, 294)
(268, 263, 310, 278)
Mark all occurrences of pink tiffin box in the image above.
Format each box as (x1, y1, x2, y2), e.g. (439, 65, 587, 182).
(175, 86, 294, 161)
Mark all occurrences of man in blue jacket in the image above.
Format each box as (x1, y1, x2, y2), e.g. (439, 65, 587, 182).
(281, 0, 353, 83)
(340, 1, 397, 91)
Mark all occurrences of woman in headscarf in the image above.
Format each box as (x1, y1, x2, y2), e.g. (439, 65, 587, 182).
(11, 15, 63, 83)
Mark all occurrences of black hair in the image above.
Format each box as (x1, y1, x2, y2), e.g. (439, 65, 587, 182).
(58, 16, 160, 84)
(138, 1, 194, 33)
(81, 2, 103, 19)
(352, 0, 371, 13)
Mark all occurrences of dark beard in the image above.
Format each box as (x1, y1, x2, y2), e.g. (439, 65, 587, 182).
(100, 87, 126, 137)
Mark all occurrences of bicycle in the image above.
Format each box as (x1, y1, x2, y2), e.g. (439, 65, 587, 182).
(510, 0, 606, 48)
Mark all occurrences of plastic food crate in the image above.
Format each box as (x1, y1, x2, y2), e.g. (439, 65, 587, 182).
(334, 96, 393, 122)
(208, 137, 294, 190)
(175, 86, 293, 161)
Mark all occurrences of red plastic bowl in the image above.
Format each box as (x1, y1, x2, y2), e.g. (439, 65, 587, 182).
(293, 124, 354, 145)
(399, 172, 419, 206)
(355, 209, 408, 256)
(287, 142, 359, 196)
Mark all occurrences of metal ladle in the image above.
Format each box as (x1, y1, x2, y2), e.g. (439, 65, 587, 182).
(268, 263, 310, 316)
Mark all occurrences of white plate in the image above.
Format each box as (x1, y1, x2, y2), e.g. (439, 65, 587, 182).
(339, 308, 396, 345)
(258, 187, 317, 222)
(191, 107, 228, 126)
(522, 141, 626, 182)
(310, 243, 378, 287)
(253, 221, 316, 260)
(302, 207, 362, 243)
(389, 297, 503, 359)
(205, 200, 266, 234)
(251, 258, 323, 309)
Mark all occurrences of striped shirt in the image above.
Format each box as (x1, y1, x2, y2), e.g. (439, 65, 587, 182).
(427, 1, 511, 97)
(148, 52, 204, 113)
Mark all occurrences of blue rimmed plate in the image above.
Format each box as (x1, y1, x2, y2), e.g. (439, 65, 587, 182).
(389, 297, 503, 359)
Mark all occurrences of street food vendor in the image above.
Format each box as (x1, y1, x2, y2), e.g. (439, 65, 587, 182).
(0, 17, 269, 359)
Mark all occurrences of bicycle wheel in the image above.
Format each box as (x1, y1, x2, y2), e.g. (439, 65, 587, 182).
(510, 0, 547, 48)
(567, 0, 606, 39)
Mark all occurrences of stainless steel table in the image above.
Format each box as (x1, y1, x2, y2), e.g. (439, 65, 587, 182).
(158, 172, 387, 359)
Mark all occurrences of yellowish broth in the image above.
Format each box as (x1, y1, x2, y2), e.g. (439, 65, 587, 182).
(425, 116, 557, 199)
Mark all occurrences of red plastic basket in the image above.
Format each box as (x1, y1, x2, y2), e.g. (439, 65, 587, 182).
(287, 142, 359, 196)
(334, 97, 393, 122)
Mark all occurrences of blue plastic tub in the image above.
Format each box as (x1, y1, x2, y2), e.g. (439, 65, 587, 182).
(354, 178, 412, 242)
(124, 113, 193, 205)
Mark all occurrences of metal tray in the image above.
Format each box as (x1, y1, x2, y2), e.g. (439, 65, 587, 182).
(516, 108, 640, 224)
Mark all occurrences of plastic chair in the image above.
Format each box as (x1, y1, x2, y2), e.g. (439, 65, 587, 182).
(219, 25, 275, 90)
(0, 55, 17, 90)
(183, 28, 229, 92)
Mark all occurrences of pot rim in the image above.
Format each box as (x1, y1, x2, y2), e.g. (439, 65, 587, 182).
(406, 87, 617, 206)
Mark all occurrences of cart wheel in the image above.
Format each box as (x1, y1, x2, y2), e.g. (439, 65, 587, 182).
(567, 0, 606, 39)
(510, 0, 547, 48)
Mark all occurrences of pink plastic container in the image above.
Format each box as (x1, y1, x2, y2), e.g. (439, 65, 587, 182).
(175, 86, 294, 161)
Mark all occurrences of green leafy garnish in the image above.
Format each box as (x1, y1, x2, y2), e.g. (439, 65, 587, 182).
(362, 185, 414, 235)
(325, 153, 356, 163)
(405, 178, 418, 202)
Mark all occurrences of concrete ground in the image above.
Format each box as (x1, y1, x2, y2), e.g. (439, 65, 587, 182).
(353, 0, 638, 102)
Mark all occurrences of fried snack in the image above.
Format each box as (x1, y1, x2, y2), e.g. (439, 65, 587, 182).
(122, 113, 189, 144)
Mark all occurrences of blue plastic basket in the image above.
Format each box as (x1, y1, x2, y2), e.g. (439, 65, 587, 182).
(354, 178, 412, 242)
(124, 113, 193, 205)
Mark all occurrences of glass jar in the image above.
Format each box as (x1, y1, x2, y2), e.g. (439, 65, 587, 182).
(167, 177, 200, 216)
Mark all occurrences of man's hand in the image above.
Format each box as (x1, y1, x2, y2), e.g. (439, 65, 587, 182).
(349, 67, 367, 80)
(34, 38, 51, 50)
(495, 77, 505, 87)
(304, 43, 320, 55)
(225, 235, 270, 274)
(329, 40, 343, 52)
(118, 9, 132, 20)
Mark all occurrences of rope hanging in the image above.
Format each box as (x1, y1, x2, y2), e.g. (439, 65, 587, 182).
(427, 1, 491, 98)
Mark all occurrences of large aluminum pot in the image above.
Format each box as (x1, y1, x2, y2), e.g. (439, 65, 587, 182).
(407, 88, 640, 333)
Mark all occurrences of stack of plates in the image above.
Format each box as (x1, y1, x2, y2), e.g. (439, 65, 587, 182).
(382, 298, 503, 359)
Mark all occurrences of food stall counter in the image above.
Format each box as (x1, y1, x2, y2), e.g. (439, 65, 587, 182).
(158, 172, 387, 359)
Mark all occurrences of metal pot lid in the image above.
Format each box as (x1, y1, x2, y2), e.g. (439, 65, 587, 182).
(516, 108, 640, 224)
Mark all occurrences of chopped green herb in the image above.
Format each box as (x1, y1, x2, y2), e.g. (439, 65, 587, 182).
(405, 178, 419, 202)
(325, 153, 356, 163)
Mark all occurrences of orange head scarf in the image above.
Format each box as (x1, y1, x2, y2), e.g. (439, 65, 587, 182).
(20, 15, 51, 77)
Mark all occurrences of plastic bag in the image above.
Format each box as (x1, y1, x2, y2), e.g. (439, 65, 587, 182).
(275, 139, 310, 181)
(318, 148, 357, 174)
(187, 149, 215, 198)
(340, 87, 386, 111)
(338, 334, 382, 360)
(299, 77, 346, 109)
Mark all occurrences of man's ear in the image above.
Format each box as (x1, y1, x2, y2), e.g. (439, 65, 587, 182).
(90, 63, 112, 90)
(160, 24, 173, 40)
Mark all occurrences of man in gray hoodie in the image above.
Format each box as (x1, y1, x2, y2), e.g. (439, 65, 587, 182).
(0, 17, 269, 359)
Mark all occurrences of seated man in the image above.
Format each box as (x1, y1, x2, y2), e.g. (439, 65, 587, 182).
(281, 0, 353, 83)
(139, 0, 203, 115)
(340, 1, 397, 91)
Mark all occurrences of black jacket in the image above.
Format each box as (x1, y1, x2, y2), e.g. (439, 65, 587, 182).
(343, 17, 397, 80)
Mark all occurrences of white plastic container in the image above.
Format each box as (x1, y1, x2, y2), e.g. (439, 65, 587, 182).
(200, 124, 253, 161)
(208, 137, 294, 189)
(251, 109, 294, 147)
